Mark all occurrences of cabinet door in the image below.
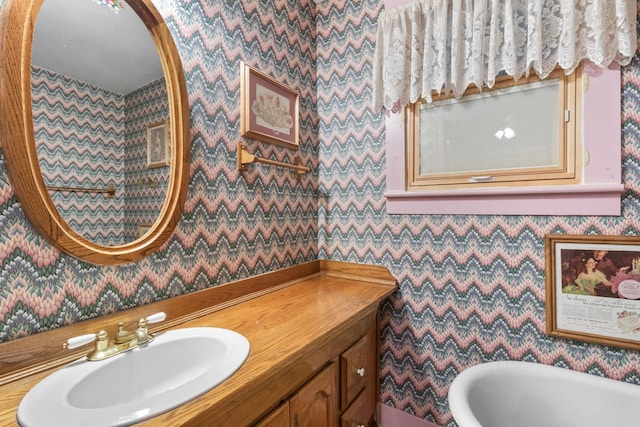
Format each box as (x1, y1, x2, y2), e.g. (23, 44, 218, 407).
(255, 402, 290, 427)
(290, 362, 339, 427)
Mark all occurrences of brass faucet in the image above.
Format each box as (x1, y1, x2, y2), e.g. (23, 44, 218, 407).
(63, 312, 166, 361)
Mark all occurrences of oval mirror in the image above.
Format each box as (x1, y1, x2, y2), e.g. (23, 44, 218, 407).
(32, 0, 170, 247)
(0, 0, 190, 265)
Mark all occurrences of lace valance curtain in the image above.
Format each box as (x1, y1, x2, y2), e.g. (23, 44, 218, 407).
(372, 0, 638, 111)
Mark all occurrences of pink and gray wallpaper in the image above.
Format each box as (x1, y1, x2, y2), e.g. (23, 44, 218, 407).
(31, 66, 169, 245)
(123, 77, 170, 240)
(1, 0, 640, 426)
(32, 66, 126, 246)
(0, 0, 318, 339)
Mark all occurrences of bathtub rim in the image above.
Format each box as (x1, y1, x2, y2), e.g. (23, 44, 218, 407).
(448, 360, 640, 427)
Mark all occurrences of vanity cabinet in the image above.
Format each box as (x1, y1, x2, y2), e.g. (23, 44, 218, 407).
(341, 391, 371, 427)
(256, 363, 339, 427)
(290, 362, 339, 427)
(255, 402, 291, 427)
(256, 324, 376, 427)
(0, 261, 396, 427)
(340, 330, 375, 427)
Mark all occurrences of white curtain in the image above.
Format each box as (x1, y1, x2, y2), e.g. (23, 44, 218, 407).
(372, 0, 638, 111)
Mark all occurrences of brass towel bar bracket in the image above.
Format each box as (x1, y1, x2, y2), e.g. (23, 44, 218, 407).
(47, 185, 116, 199)
(237, 143, 310, 175)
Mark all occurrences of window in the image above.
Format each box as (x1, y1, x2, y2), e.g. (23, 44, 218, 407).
(406, 68, 581, 191)
(384, 63, 624, 216)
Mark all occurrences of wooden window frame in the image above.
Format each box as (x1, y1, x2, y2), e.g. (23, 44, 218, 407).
(405, 68, 582, 191)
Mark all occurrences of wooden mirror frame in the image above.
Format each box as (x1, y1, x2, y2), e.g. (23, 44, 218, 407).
(0, 0, 190, 265)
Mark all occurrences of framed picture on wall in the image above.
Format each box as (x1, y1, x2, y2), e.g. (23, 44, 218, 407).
(138, 223, 153, 238)
(146, 120, 169, 168)
(240, 61, 299, 150)
(546, 234, 640, 350)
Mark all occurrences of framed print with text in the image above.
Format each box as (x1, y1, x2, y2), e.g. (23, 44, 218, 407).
(546, 234, 640, 350)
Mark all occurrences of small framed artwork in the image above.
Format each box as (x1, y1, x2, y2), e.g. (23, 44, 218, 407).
(138, 223, 153, 238)
(146, 120, 169, 168)
(545, 234, 640, 350)
(240, 61, 299, 150)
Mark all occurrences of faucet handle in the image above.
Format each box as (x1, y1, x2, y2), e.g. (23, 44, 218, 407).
(137, 312, 166, 331)
(135, 312, 166, 345)
(141, 312, 166, 327)
(63, 333, 97, 349)
(145, 312, 166, 324)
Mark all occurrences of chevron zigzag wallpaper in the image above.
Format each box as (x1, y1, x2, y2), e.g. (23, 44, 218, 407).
(1, 0, 640, 426)
(123, 77, 171, 241)
(31, 67, 170, 245)
(317, 1, 640, 426)
(0, 0, 319, 337)
(32, 66, 126, 246)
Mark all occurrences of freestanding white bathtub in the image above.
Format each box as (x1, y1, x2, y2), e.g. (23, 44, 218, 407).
(448, 360, 640, 427)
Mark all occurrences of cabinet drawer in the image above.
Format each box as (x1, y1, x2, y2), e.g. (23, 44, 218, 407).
(340, 335, 369, 409)
(341, 390, 371, 427)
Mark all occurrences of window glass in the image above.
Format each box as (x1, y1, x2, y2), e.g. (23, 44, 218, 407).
(407, 69, 578, 190)
(418, 79, 560, 174)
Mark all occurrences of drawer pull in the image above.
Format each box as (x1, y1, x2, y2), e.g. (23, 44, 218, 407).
(357, 425, 365, 427)
(356, 368, 365, 377)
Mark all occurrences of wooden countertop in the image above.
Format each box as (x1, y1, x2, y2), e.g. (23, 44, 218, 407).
(0, 260, 397, 426)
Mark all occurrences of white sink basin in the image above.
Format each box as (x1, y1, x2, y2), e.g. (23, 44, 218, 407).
(17, 327, 250, 427)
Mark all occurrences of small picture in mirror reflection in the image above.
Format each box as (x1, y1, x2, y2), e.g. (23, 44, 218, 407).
(138, 224, 153, 238)
(146, 121, 169, 168)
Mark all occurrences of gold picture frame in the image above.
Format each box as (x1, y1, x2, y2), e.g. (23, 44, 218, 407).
(240, 61, 299, 150)
(146, 120, 169, 168)
(546, 234, 640, 350)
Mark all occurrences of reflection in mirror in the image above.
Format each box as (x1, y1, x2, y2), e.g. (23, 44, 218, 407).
(32, 0, 170, 245)
(1, 0, 190, 265)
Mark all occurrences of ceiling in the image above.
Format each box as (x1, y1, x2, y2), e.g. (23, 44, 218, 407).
(32, 0, 163, 95)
